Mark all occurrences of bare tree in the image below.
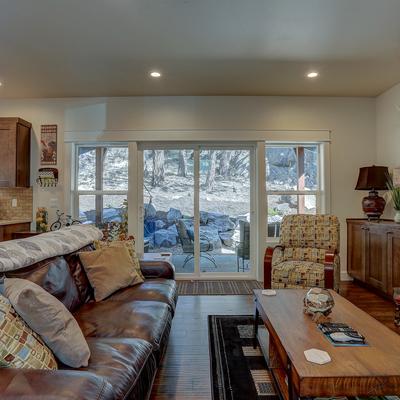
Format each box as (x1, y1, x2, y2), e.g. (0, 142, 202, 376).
(218, 150, 231, 177)
(177, 150, 187, 177)
(151, 150, 165, 187)
(205, 150, 217, 191)
(228, 150, 249, 177)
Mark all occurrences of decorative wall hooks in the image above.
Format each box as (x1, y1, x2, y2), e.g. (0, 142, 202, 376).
(36, 168, 58, 187)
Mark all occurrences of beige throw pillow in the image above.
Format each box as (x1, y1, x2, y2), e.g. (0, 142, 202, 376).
(94, 239, 145, 280)
(3, 278, 91, 368)
(0, 294, 57, 370)
(79, 246, 144, 302)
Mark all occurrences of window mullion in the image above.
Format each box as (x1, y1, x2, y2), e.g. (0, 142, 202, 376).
(298, 146, 305, 214)
(95, 147, 103, 226)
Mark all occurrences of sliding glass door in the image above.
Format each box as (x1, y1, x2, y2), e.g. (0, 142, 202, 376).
(199, 149, 251, 273)
(141, 144, 255, 278)
(143, 149, 196, 272)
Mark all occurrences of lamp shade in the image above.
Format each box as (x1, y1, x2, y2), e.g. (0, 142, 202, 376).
(355, 166, 389, 191)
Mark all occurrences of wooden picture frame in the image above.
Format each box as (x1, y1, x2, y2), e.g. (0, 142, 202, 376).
(40, 125, 57, 165)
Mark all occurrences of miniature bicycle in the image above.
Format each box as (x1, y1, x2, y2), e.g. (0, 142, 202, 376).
(50, 210, 81, 231)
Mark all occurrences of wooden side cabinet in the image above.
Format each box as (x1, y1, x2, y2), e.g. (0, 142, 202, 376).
(0, 117, 31, 187)
(347, 219, 400, 297)
(0, 223, 31, 242)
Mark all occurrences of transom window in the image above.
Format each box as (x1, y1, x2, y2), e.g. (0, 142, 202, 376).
(75, 145, 128, 226)
(265, 143, 322, 238)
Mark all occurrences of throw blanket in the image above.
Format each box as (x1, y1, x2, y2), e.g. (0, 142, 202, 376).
(0, 225, 103, 272)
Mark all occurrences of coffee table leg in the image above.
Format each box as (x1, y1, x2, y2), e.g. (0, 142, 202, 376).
(253, 301, 259, 349)
(287, 359, 300, 400)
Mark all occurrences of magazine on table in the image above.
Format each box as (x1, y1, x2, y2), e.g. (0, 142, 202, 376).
(317, 322, 368, 347)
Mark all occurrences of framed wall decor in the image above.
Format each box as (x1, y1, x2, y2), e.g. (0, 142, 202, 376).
(40, 124, 57, 165)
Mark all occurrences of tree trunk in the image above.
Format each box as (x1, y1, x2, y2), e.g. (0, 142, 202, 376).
(151, 150, 165, 187)
(177, 150, 187, 177)
(205, 150, 217, 191)
(219, 151, 231, 177)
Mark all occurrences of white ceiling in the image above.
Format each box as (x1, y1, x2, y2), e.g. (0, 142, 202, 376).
(1, 0, 400, 98)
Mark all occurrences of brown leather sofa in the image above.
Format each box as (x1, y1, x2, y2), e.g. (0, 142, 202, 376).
(1, 244, 177, 400)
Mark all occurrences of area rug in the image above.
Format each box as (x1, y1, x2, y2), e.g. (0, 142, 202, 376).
(209, 315, 277, 400)
(209, 315, 400, 400)
(177, 280, 263, 295)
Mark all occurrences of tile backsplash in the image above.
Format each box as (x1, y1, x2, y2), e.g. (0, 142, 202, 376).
(0, 187, 33, 220)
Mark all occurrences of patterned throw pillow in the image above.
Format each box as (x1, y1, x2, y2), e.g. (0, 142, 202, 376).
(94, 239, 145, 280)
(0, 294, 57, 370)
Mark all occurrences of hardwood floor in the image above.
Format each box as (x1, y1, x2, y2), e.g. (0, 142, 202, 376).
(150, 282, 399, 400)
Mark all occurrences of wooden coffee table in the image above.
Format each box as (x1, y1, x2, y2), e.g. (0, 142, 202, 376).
(253, 289, 400, 400)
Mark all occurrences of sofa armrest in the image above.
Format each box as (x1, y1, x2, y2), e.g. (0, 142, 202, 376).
(140, 260, 175, 280)
(263, 245, 284, 289)
(0, 369, 114, 400)
(324, 251, 336, 291)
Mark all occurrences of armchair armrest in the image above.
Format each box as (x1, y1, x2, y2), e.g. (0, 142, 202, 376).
(0, 369, 113, 400)
(324, 251, 336, 290)
(140, 260, 175, 280)
(264, 245, 284, 289)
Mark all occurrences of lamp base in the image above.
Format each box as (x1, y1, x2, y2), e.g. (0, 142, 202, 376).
(362, 190, 386, 220)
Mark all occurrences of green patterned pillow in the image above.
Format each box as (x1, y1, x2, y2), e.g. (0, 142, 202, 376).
(0, 294, 57, 370)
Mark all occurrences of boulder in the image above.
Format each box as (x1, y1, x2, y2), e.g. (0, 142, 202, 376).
(207, 214, 236, 232)
(200, 211, 209, 225)
(154, 229, 177, 247)
(219, 231, 235, 247)
(145, 203, 156, 219)
(167, 224, 178, 236)
(155, 210, 168, 221)
(167, 208, 182, 223)
(155, 219, 166, 229)
(200, 225, 221, 249)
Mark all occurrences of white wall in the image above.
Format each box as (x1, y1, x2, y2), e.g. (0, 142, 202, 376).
(376, 83, 400, 219)
(0, 96, 377, 278)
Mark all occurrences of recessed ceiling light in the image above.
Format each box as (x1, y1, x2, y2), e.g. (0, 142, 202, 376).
(0, 82, 2, 86)
(150, 71, 161, 78)
(307, 71, 319, 78)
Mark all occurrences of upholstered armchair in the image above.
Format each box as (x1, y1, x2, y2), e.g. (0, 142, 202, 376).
(264, 215, 340, 291)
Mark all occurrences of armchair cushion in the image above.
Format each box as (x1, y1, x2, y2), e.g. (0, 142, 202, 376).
(272, 260, 325, 289)
(280, 215, 339, 252)
(280, 247, 327, 264)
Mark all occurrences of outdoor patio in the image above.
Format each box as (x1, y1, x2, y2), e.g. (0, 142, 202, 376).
(172, 253, 250, 273)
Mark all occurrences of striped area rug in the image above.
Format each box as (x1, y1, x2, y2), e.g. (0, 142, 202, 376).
(177, 280, 263, 295)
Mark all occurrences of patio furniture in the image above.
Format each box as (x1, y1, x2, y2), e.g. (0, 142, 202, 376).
(176, 219, 218, 269)
(264, 214, 340, 291)
(236, 220, 250, 272)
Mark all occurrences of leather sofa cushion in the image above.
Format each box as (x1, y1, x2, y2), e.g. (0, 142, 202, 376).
(5, 256, 82, 312)
(74, 300, 171, 359)
(64, 245, 94, 304)
(0, 369, 114, 400)
(69, 338, 156, 400)
(108, 279, 178, 314)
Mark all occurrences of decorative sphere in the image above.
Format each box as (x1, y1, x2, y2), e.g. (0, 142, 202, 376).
(303, 288, 335, 320)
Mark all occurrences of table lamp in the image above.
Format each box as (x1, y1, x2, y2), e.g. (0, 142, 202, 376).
(355, 165, 389, 219)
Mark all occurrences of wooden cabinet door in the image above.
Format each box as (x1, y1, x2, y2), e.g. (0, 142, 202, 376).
(0, 122, 16, 187)
(2, 223, 31, 241)
(387, 229, 400, 297)
(16, 122, 31, 187)
(365, 225, 386, 292)
(347, 222, 366, 281)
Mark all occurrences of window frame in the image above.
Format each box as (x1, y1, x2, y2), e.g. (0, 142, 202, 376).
(265, 142, 325, 239)
(74, 144, 129, 226)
